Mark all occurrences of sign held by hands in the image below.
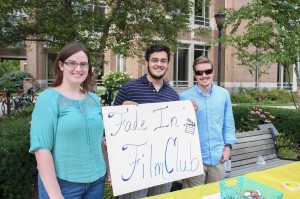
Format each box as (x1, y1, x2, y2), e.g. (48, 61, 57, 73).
(102, 101, 203, 196)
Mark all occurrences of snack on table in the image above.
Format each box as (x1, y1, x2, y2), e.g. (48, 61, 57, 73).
(243, 190, 265, 199)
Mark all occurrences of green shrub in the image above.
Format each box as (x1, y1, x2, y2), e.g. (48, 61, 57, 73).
(264, 88, 292, 103)
(269, 108, 300, 146)
(0, 114, 37, 199)
(0, 71, 34, 93)
(231, 87, 297, 104)
(231, 94, 256, 103)
(234, 106, 276, 132)
(233, 105, 300, 146)
(102, 71, 133, 91)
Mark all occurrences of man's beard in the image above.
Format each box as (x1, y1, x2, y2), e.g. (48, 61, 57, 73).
(147, 65, 167, 80)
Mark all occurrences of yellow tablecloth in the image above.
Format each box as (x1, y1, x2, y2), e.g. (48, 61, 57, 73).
(146, 162, 300, 199)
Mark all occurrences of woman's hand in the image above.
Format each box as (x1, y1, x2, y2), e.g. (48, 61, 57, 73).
(107, 169, 112, 186)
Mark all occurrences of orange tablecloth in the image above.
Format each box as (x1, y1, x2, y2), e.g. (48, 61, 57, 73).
(146, 161, 300, 199)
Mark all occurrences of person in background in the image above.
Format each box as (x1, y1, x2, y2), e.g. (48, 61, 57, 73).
(114, 44, 196, 199)
(29, 42, 108, 199)
(180, 56, 238, 188)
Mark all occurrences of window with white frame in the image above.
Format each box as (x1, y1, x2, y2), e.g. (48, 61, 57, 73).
(173, 44, 210, 87)
(174, 44, 189, 87)
(298, 60, 300, 80)
(116, 55, 126, 72)
(194, 0, 210, 26)
(194, 45, 209, 59)
(87, 2, 106, 13)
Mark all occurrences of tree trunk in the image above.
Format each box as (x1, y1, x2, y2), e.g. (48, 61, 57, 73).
(294, 64, 300, 109)
(92, 0, 123, 92)
(297, 80, 300, 109)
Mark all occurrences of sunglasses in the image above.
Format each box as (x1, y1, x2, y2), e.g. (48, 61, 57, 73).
(194, 69, 213, 76)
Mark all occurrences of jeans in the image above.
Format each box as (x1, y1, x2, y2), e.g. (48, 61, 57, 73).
(38, 174, 106, 199)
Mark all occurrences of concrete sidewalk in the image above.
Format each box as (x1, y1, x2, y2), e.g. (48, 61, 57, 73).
(233, 104, 298, 110)
(267, 106, 297, 109)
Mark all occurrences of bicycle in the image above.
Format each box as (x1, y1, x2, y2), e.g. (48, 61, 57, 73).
(13, 85, 38, 110)
(1, 87, 16, 116)
(26, 86, 39, 103)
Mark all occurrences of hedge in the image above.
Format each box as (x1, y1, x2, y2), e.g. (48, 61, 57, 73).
(0, 111, 37, 199)
(233, 105, 300, 146)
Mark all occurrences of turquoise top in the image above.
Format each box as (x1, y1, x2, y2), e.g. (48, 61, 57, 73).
(29, 88, 106, 183)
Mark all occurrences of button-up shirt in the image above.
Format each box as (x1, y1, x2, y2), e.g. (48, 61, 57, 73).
(180, 84, 238, 166)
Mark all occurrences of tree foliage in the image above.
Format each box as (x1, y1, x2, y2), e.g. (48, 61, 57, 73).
(0, 60, 20, 77)
(223, 0, 299, 72)
(223, 0, 300, 108)
(0, 0, 191, 66)
(0, 71, 34, 92)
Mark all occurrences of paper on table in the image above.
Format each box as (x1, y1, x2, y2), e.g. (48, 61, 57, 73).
(202, 193, 221, 199)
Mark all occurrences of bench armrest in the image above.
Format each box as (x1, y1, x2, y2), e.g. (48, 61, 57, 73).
(276, 145, 300, 161)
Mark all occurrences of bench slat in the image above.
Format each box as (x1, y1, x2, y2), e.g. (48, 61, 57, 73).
(232, 148, 276, 162)
(229, 159, 294, 177)
(235, 128, 272, 138)
(231, 143, 275, 156)
(236, 134, 273, 143)
(233, 139, 274, 150)
(231, 154, 278, 168)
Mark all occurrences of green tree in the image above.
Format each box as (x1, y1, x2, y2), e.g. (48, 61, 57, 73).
(0, 0, 192, 76)
(223, 0, 300, 108)
(0, 60, 20, 77)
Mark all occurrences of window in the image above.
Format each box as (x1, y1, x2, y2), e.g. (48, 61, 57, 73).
(88, 3, 106, 13)
(47, 52, 57, 80)
(194, 0, 210, 26)
(173, 44, 210, 87)
(7, 13, 27, 26)
(277, 64, 293, 90)
(174, 44, 189, 87)
(297, 60, 300, 80)
(194, 45, 209, 59)
(116, 55, 126, 72)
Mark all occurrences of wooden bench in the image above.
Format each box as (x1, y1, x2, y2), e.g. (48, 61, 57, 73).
(227, 126, 299, 178)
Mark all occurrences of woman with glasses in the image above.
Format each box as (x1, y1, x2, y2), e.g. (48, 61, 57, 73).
(179, 56, 237, 188)
(29, 42, 108, 199)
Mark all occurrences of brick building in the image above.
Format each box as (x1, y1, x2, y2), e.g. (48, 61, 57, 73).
(2, 0, 298, 92)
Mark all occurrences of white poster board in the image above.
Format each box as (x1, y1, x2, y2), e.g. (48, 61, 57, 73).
(102, 101, 203, 196)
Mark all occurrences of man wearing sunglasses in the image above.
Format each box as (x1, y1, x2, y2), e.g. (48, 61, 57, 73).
(179, 56, 237, 188)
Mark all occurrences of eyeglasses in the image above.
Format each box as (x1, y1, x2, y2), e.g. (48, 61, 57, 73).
(194, 69, 213, 76)
(63, 61, 89, 69)
(149, 58, 168, 64)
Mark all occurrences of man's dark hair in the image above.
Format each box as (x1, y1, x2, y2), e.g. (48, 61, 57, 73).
(145, 44, 170, 62)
